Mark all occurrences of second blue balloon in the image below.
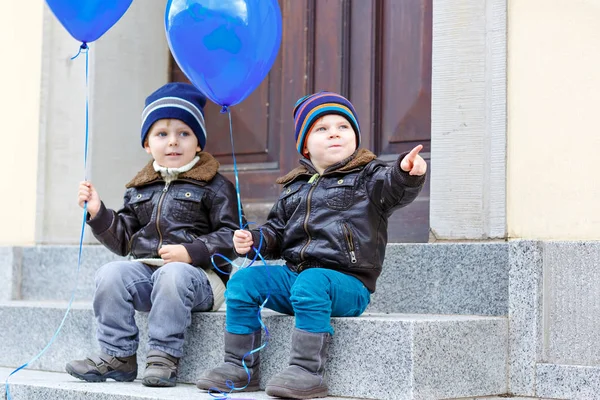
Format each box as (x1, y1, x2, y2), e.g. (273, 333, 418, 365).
(165, 0, 282, 109)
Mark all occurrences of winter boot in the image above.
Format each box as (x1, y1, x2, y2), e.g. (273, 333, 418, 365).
(65, 352, 137, 382)
(142, 349, 179, 387)
(265, 328, 331, 399)
(196, 330, 261, 392)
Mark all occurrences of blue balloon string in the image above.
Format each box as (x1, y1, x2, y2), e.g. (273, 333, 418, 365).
(204, 109, 271, 399)
(208, 236, 271, 400)
(4, 44, 90, 399)
(225, 109, 243, 229)
(210, 224, 265, 274)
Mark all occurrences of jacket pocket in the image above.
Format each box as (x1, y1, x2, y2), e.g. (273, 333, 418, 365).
(325, 175, 356, 210)
(172, 189, 204, 223)
(128, 191, 154, 226)
(340, 221, 358, 265)
(281, 184, 303, 217)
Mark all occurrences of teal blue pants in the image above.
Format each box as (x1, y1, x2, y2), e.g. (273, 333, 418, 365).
(225, 265, 370, 335)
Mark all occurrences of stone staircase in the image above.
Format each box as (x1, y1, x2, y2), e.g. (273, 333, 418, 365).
(0, 243, 513, 399)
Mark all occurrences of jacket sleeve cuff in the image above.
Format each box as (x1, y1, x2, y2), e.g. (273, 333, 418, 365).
(392, 152, 427, 188)
(251, 230, 265, 254)
(86, 202, 113, 234)
(182, 240, 211, 267)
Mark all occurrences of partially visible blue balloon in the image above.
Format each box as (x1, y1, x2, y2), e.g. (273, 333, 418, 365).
(165, 0, 282, 109)
(46, 0, 134, 44)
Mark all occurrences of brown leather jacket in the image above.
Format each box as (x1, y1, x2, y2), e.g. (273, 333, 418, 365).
(87, 152, 241, 282)
(247, 149, 425, 292)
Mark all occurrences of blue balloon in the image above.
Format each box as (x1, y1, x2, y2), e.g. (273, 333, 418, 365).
(165, 0, 282, 108)
(46, 0, 134, 44)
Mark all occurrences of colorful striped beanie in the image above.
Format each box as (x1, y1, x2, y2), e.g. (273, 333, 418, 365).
(293, 91, 361, 157)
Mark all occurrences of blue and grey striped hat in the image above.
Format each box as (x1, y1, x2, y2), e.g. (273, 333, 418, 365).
(141, 82, 207, 149)
(293, 91, 361, 158)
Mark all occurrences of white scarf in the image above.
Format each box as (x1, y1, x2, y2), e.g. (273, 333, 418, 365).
(153, 155, 200, 184)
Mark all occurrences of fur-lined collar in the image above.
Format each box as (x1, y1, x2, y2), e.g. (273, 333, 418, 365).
(276, 148, 377, 185)
(126, 152, 220, 188)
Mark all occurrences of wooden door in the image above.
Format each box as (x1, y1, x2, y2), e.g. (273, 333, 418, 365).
(170, 0, 431, 242)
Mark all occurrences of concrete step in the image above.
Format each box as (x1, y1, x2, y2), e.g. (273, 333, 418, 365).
(2, 242, 509, 316)
(0, 367, 357, 400)
(1, 368, 542, 400)
(0, 301, 508, 400)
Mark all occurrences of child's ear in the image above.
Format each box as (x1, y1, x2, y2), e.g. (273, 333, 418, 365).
(144, 140, 152, 154)
(196, 145, 202, 153)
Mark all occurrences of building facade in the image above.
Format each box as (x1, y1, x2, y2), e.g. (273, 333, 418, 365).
(1, 0, 600, 397)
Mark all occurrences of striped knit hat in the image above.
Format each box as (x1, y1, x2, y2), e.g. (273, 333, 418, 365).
(141, 82, 207, 149)
(293, 91, 361, 157)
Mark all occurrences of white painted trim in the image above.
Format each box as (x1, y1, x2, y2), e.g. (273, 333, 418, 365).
(430, 0, 507, 240)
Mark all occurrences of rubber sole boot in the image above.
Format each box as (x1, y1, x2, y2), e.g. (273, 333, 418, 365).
(66, 353, 137, 382)
(142, 349, 179, 387)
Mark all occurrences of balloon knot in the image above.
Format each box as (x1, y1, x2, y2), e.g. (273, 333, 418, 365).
(71, 43, 89, 60)
(220, 105, 229, 114)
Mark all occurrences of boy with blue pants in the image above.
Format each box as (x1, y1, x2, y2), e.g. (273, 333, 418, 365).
(66, 83, 240, 387)
(197, 91, 427, 398)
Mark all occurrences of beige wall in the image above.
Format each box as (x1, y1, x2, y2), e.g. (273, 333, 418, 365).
(507, 0, 600, 240)
(0, 2, 168, 245)
(0, 2, 44, 244)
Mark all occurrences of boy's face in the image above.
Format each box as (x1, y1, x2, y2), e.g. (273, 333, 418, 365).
(304, 114, 356, 173)
(144, 119, 200, 168)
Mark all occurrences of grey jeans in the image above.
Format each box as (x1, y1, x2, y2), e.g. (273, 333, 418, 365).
(93, 261, 213, 358)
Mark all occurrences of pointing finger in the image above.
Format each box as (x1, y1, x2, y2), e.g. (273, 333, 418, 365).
(406, 144, 423, 161)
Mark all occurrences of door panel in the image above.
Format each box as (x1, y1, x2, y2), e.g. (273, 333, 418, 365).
(380, 0, 432, 155)
(170, 0, 432, 242)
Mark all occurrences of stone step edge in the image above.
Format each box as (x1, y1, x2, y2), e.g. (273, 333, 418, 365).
(536, 362, 599, 400)
(0, 300, 506, 321)
(0, 367, 358, 400)
(0, 368, 529, 400)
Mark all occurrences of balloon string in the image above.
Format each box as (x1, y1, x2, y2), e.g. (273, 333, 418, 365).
(224, 108, 243, 229)
(5, 44, 90, 399)
(209, 232, 271, 399)
(206, 108, 271, 399)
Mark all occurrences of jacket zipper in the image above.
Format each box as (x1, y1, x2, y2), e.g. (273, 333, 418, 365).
(127, 233, 136, 256)
(342, 222, 357, 263)
(128, 178, 201, 256)
(299, 174, 320, 261)
(155, 181, 171, 253)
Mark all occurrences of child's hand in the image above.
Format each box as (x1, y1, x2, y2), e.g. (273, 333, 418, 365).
(159, 245, 192, 264)
(400, 144, 427, 176)
(233, 230, 254, 255)
(78, 181, 101, 218)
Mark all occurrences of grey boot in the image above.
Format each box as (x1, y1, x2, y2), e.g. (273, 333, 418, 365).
(196, 330, 261, 392)
(265, 328, 331, 399)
